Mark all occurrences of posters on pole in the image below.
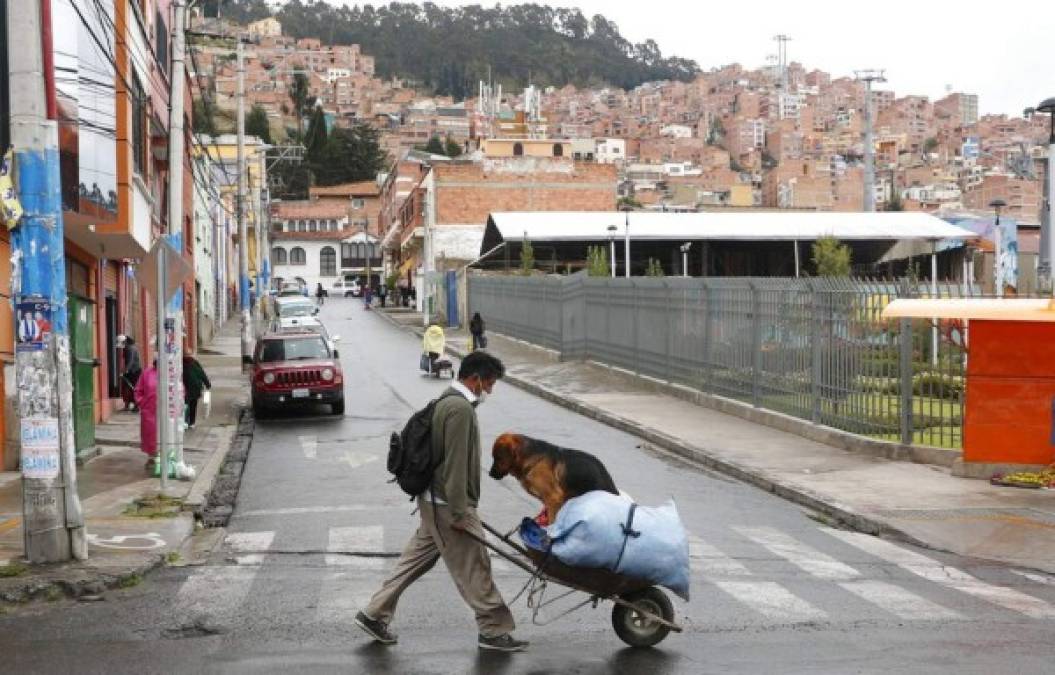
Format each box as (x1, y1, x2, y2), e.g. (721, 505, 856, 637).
(21, 417, 60, 480)
(165, 318, 182, 421)
(15, 300, 52, 352)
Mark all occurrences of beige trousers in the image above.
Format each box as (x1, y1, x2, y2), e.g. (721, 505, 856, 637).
(363, 497, 515, 638)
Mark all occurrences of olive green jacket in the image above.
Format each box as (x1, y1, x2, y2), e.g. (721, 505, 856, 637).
(429, 388, 480, 523)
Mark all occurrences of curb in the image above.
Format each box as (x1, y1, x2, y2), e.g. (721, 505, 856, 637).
(1, 547, 169, 608)
(371, 308, 938, 551)
(184, 426, 236, 513)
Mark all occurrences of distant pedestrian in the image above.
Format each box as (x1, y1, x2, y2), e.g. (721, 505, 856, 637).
(378, 283, 388, 308)
(364, 285, 373, 310)
(119, 335, 142, 411)
(469, 312, 486, 351)
(355, 351, 528, 652)
(133, 361, 159, 471)
(316, 283, 326, 306)
(182, 352, 212, 430)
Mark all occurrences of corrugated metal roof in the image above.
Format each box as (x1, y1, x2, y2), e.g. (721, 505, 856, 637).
(486, 211, 977, 242)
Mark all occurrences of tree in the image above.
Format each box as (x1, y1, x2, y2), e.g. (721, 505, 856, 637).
(923, 137, 939, 153)
(886, 190, 904, 212)
(617, 195, 642, 210)
(193, 97, 217, 136)
(245, 104, 272, 145)
(422, 135, 445, 155)
(304, 106, 329, 161)
(312, 122, 388, 186)
(587, 245, 610, 277)
(519, 236, 535, 275)
(444, 136, 462, 158)
(289, 73, 311, 139)
(812, 236, 852, 277)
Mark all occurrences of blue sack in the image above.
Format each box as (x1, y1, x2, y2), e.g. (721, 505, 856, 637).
(546, 491, 690, 601)
(518, 517, 550, 552)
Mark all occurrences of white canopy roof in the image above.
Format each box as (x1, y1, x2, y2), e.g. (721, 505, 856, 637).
(486, 211, 976, 243)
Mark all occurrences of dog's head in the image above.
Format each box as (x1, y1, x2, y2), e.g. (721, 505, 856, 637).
(489, 432, 526, 480)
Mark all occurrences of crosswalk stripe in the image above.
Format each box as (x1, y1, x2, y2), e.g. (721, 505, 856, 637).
(299, 435, 317, 460)
(316, 571, 375, 624)
(838, 580, 962, 621)
(225, 530, 275, 565)
(1011, 570, 1055, 586)
(176, 567, 259, 618)
(825, 529, 1055, 620)
(713, 581, 827, 622)
(735, 526, 860, 580)
(326, 526, 384, 569)
(688, 535, 751, 576)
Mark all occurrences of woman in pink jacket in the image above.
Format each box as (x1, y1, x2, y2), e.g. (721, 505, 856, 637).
(133, 362, 159, 471)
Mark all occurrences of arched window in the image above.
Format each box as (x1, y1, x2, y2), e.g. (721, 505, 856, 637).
(297, 220, 307, 232)
(271, 246, 288, 265)
(512, 142, 524, 157)
(290, 247, 306, 265)
(552, 143, 564, 157)
(309, 219, 318, 232)
(320, 246, 337, 276)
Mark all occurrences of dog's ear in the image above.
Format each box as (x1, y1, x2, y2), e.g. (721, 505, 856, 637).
(491, 433, 520, 474)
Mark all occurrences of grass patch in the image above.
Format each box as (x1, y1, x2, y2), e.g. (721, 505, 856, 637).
(45, 586, 63, 602)
(165, 552, 181, 565)
(117, 573, 142, 589)
(0, 562, 28, 578)
(123, 494, 184, 519)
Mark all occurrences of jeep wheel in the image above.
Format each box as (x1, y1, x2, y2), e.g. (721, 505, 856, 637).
(332, 398, 345, 416)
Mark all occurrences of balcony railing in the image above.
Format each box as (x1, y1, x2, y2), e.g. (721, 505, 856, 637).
(341, 257, 383, 269)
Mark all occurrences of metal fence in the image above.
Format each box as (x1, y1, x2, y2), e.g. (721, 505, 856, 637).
(468, 274, 985, 450)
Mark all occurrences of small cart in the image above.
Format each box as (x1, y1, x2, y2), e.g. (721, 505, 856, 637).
(468, 520, 683, 648)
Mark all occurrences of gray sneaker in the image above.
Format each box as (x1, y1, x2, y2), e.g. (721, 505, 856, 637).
(478, 633, 529, 652)
(354, 611, 397, 645)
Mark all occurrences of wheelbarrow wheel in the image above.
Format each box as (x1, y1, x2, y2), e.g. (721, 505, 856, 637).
(611, 587, 673, 648)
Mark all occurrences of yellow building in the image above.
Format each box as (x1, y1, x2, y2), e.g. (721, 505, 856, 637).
(481, 138, 573, 159)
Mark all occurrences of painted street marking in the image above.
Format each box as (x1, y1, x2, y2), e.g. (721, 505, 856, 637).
(714, 581, 827, 622)
(225, 531, 275, 566)
(232, 505, 377, 519)
(688, 535, 752, 576)
(1011, 570, 1055, 586)
(825, 529, 1055, 620)
(316, 571, 375, 624)
(177, 566, 259, 619)
(735, 526, 860, 580)
(838, 580, 962, 621)
(299, 435, 318, 460)
(86, 532, 166, 551)
(326, 526, 384, 568)
(337, 450, 379, 470)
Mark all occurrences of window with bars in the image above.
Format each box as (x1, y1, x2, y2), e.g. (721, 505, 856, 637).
(320, 247, 337, 276)
(290, 247, 306, 265)
(272, 247, 288, 265)
(131, 75, 146, 176)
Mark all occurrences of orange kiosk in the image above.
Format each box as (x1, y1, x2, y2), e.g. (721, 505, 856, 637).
(884, 299, 1055, 475)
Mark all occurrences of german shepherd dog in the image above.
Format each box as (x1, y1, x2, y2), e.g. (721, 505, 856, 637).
(489, 432, 619, 524)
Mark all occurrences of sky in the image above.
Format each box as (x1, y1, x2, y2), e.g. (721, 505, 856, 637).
(326, 0, 1055, 117)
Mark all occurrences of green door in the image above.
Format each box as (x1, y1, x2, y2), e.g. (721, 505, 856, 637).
(68, 295, 96, 456)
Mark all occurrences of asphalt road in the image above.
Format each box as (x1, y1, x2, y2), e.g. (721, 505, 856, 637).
(3, 298, 1055, 674)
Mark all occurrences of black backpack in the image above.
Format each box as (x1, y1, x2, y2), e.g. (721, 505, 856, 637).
(387, 391, 458, 498)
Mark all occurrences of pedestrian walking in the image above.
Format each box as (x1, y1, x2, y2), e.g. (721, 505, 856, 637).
(378, 282, 388, 308)
(182, 352, 212, 430)
(469, 312, 486, 351)
(133, 361, 159, 472)
(364, 284, 373, 310)
(119, 335, 142, 411)
(315, 282, 326, 306)
(355, 351, 528, 652)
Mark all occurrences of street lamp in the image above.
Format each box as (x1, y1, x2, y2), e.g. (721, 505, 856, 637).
(680, 242, 692, 277)
(606, 224, 617, 278)
(989, 198, 1007, 297)
(619, 204, 632, 278)
(1035, 98, 1055, 295)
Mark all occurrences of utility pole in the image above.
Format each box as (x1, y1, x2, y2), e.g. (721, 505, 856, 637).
(157, 0, 188, 488)
(855, 70, 886, 212)
(1033, 99, 1055, 294)
(8, 0, 87, 562)
(237, 39, 251, 365)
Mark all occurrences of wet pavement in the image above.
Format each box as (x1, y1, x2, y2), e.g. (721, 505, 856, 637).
(2, 298, 1055, 674)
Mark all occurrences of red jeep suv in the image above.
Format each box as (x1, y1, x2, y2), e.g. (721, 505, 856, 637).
(251, 331, 345, 416)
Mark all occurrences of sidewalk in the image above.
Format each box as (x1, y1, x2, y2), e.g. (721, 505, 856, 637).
(378, 306, 1055, 575)
(0, 319, 248, 604)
